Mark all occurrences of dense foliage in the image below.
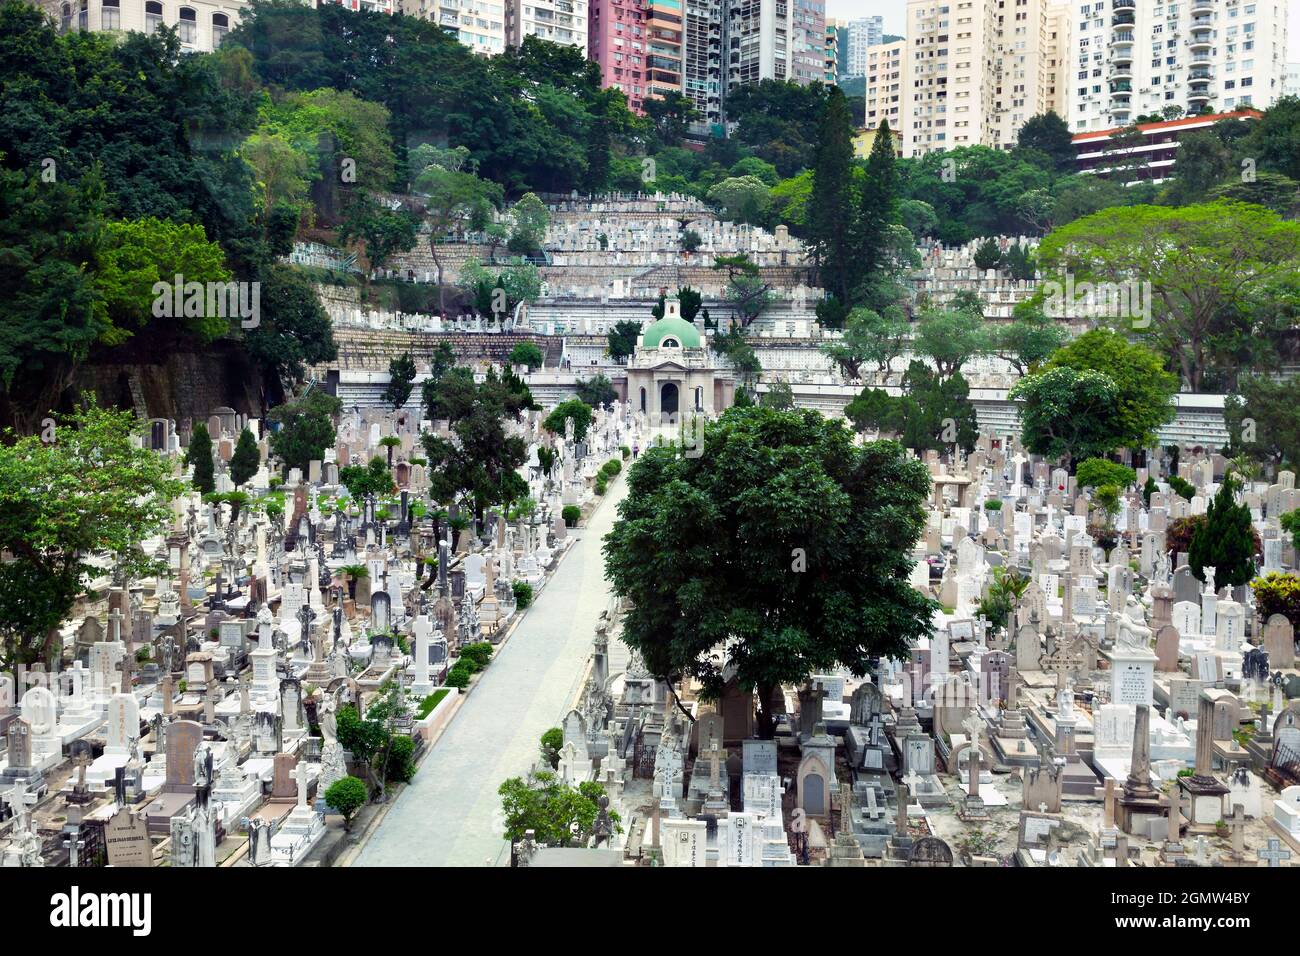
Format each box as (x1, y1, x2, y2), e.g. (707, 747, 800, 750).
(603, 406, 936, 738)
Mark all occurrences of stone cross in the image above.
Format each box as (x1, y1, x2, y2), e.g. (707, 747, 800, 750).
(1258, 837, 1292, 868)
(294, 754, 311, 810)
(962, 711, 983, 797)
(1226, 803, 1247, 860)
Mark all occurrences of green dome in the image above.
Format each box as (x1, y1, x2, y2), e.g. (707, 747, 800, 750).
(642, 316, 701, 349)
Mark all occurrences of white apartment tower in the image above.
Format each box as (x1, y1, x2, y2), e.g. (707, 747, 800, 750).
(1069, 0, 1290, 132)
(844, 14, 885, 75)
(862, 38, 907, 131)
(904, 0, 1071, 156)
(996, 0, 1070, 144)
(725, 0, 827, 91)
(506, 0, 588, 49)
(905, 0, 1000, 155)
(401, 0, 506, 54)
(40, 0, 251, 52)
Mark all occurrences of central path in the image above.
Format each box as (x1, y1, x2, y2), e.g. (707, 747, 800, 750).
(352, 477, 628, 867)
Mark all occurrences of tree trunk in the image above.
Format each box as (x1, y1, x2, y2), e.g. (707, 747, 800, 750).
(755, 682, 777, 739)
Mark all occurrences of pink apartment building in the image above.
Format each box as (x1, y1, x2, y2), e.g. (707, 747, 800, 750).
(589, 0, 649, 114)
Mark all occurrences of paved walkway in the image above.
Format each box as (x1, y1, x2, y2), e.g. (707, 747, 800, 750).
(353, 479, 628, 867)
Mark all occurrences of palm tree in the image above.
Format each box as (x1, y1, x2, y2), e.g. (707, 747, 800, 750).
(379, 435, 402, 468)
(340, 565, 368, 601)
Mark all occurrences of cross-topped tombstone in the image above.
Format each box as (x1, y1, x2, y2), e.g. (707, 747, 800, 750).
(1258, 837, 1292, 868)
(961, 712, 977, 801)
(1225, 802, 1247, 861)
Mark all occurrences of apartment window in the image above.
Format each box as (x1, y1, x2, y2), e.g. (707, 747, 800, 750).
(145, 0, 163, 34)
(213, 11, 229, 45)
(78, 0, 87, 30)
(60, 1, 71, 30)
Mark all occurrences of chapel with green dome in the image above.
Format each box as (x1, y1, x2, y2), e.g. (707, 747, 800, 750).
(623, 297, 734, 419)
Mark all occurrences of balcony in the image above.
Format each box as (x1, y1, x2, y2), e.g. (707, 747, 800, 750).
(1187, 89, 1213, 106)
(1109, 64, 1132, 81)
(1109, 30, 1134, 47)
(1188, 68, 1213, 81)
(1191, 0, 1213, 13)
(1112, 9, 1134, 27)
(1113, 0, 1135, 7)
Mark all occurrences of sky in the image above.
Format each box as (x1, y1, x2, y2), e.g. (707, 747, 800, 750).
(824, 0, 1300, 62)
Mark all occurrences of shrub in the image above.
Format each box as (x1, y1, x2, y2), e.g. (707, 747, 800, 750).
(415, 689, 450, 719)
(324, 776, 368, 831)
(1166, 516, 1204, 560)
(1167, 475, 1196, 501)
(562, 505, 580, 527)
(984, 499, 1002, 510)
(385, 734, 417, 783)
(513, 581, 534, 608)
(540, 727, 563, 769)
(444, 666, 471, 689)
(462, 641, 494, 669)
(1142, 475, 1158, 506)
(621, 446, 631, 460)
(595, 477, 607, 495)
(1189, 477, 1258, 587)
(1251, 572, 1300, 631)
(1075, 458, 1136, 490)
(602, 459, 622, 476)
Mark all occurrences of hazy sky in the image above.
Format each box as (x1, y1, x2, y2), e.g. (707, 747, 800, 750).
(824, 0, 1300, 61)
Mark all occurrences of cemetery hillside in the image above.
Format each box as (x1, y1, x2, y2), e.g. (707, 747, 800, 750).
(3, 0, 1300, 915)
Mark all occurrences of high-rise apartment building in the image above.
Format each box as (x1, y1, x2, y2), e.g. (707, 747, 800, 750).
(995, 0, 1070, 145)
(684, 0, 724, 128)
(39, 0, 251, 52)
(1069, 0, 1290, 132)
(844, 14, 885, 75)
(724, 0, 826, 91)
(824, 21, 838, 82)
(862, 38, 907, 132)
(590, 0, 648, 112)
(402, 0, 506, 53)
(645, 0, 686, 100)
(506, 0, 587, 49)
(904, 0, 1070, 156)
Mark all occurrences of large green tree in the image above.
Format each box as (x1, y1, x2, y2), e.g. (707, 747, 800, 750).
(0, 400, 183, 668)
(1009, 366, 1121, 466)
(1036, 202, 1300, 389)
(268, 389, 340, 475)
(822, 307, 909, 381)
(381, 352, 418, 411)
(1223, 374, 1300, 468)
(808, 89, 858, 306)
(498, 772, 617, 846)
(410, 145, 502, 315)
(421, 369, 529, 520)
(913, 307, 985, 379)
(1016, 111, 1075, 171)
(1041, 329, 1178, 452)
(603, 406, 936, 738)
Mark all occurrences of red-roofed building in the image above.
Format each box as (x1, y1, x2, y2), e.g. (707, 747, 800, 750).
(1071, 108, 1262, 185)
